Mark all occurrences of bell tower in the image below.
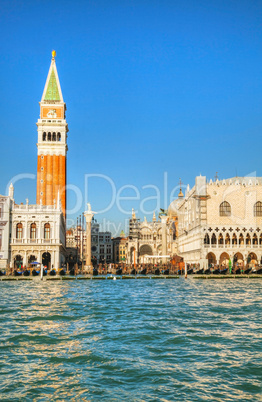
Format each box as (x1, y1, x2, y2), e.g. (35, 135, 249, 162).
(36, 51, 68, 217)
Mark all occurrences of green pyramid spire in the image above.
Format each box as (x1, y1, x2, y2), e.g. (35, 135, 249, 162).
(44, 68, 60, 101)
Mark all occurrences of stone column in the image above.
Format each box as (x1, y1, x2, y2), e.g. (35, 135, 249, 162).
(84, 204, 96, 272)
(161, 216, 168, 264)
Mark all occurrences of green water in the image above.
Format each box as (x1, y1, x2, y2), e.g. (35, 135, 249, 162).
(0, 279, 261, 401)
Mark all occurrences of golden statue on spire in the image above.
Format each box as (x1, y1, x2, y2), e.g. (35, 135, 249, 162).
(52, 50, 56, 59)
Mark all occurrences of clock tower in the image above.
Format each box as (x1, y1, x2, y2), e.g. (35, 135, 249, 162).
(36, 51, 68, 217)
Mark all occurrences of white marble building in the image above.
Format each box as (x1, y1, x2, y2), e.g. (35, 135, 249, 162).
(0, 185, 13, 269)
(10, 198, 66, 269)
(126, 210, 176, 265)
(168, 175, 262, 269)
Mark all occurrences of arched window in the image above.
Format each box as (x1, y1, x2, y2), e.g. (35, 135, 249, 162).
(232, 233, 237, 245)
(219, 201, 231, 216)
(254, 201, 262, 217)
(44, 223, 50, 240)
(246, 233, 251, 245)
(253, 233, 258, 245)
(260, 234, 262, 245)
(211, 233, 216, 245)
(218, 233, 224, 245)
(30, 223, 36, 240)
(57, 132, 61, 141)
(43, 132, 46, 141)
(16, 223, 23, 239)
(225, 233, 230, 245)
(239, 233, 244, 245)
(48, 132, 51, 141)
(52, 132, 56, 141)
(204, 234, 210, 245)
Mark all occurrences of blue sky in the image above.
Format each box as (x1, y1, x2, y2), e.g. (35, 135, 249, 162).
(0, 0, 262, 233)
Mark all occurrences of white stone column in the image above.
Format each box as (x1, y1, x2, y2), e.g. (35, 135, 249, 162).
(161, 216, 168, 263)
(84, 204, 96, 272)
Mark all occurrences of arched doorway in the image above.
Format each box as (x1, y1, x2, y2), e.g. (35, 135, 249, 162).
(139, 244, 153, 263)
(233, 252, 244, 268)
(28, 255, 37, 264)
(219, 252, 230, 268)
(206, 252, 216, 267)
(42, 252, 51, 269)
(14, 255, 23, 268)
(247, 252, 257, 268)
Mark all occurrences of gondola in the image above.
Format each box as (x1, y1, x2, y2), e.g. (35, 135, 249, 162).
(220, 268, 228, 275)
(187, 268, 194, 275)
(93, 268, 98, 276)
(0, 270, 6, 276)
(131, 269, 137, 275)
(154, 268, 160, 275)
(49, 269, 56, 276)
(244, 267, 252, 274)
(235, 268, 241, 274)
(204, 268, 211, 274)
(14, 270, 23, 276)
(255, 268, 262, 274)
(213, 268, 220, 274)
(163, 269, 169, 275)
(69, 268, 75, 276)
(116, 268, 122, 275)
(139, 268, 147, 275)
(32, 269, 40, 276)
(59, 269, 66, 276)
(23, 270, 30, 276)
(195, 268, 204, 274)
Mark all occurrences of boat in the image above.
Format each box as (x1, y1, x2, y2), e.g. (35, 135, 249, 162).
(131, 269, 137, 275)
(235, 268, 241, 274)
(14, 270, 23, 276)
(0, 270, 6, 276)
(195, 268, 204, 274)
(139, 268, 147, 275)
(244, 267, 252, 274)
(187, 268, 194, 275)
(220, 268, 228, 275)
(59, 269, 66, 276)
(49, 269, 56, 276)
(154, 268, 160, 275)
(163, 269, 169, 275)
(93, 268, 98, 276)
(32, 269, 40, 276)
(23, 270, 30, 276)
(204, 268, 211, 274)
(213, 268, 220, 274)
(69, 268, 75, 276)
(116, 268, 122, 275)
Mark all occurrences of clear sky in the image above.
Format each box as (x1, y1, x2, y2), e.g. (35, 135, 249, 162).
(0, 0, 262, 235)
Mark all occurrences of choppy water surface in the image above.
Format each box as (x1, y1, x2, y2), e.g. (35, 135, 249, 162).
(0, 279, 261, 401)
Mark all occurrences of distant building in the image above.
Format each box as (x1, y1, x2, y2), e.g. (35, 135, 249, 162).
(168, 175, 262, 269)
(66, 218, 113, 264)
(126, 210, 176, 265)
(112, 231, 128, 263)
(0, 185, 13, 268)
